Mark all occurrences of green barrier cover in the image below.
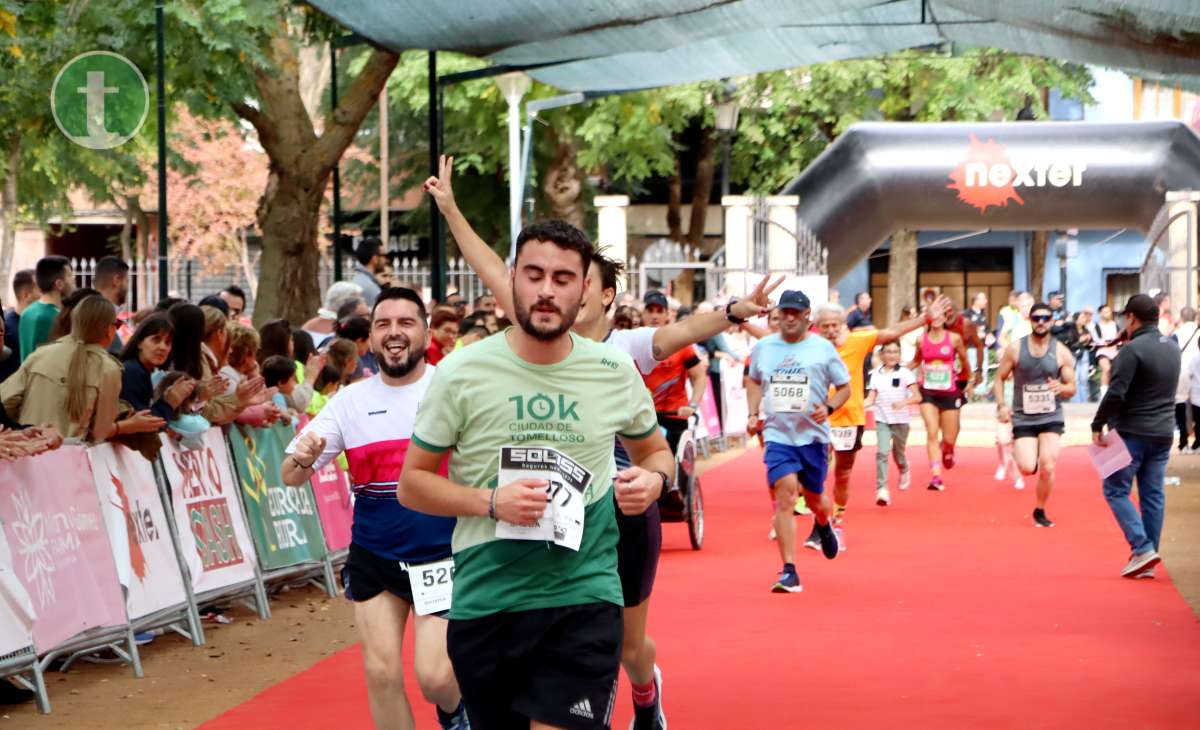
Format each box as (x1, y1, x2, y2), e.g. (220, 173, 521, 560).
(228, 423, 328, 570)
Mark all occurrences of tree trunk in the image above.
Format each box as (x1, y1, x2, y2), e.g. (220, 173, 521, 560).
(118, 195, 133, 261)
(666, 137, 683, 242)
(887, 229, 918, 328)
(252, 168, 326, 326)
(1029, 230, 1049, 301)
(232, 24, 397, 326)
(0, 134, 18, 308)
(542, 135, 584, 229)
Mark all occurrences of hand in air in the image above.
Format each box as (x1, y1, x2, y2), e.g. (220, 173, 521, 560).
(422, 154, 458, 215)
(732, 275, 786, 320)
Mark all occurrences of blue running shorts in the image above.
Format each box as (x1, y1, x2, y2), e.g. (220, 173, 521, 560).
(764, 441, 829, 494)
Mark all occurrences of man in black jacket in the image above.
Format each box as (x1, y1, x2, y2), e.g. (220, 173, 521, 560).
(1091, 294, 1179, 578)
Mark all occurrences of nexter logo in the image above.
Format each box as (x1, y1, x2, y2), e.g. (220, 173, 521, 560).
(947, 134, 1086, 214)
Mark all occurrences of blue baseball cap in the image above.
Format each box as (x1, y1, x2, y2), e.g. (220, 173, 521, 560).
(643, 290, 669, 309)
(776, 290, 811, 311)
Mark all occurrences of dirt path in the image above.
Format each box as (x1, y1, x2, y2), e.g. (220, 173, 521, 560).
(5, 445, 1198, 728)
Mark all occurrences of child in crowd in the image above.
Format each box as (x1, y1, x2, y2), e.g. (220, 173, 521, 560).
(154, 370, 210, 449)
(863, 340, 921, 506)
(261, 355, 301, 427)
(307, 362, 344, 416)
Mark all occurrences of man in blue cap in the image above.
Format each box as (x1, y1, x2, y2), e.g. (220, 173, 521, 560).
(747, 290, 851, 593)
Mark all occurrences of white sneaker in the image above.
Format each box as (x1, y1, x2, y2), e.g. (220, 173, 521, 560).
(834, 526, 846, 552)
(875, 487, 890, 506)
(768, 526, 777, 541)
(898, 470, 911, 491)
(1122, 551, 1161, 577)
(1014, 476, 1025, 490)
(994, 465, 1007, 481)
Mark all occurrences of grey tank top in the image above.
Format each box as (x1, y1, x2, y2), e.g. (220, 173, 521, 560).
(1012, 336, 1063, 426)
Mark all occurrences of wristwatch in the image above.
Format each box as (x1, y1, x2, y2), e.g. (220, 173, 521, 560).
(725, 299, 747, 325)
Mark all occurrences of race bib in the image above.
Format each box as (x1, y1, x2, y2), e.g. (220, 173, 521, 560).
(924, 362, 954, 391)
(769, 373, 810, 413)
(496, 446, 594, 552)
(1022, 383, 1056, 415)
(831, 426, 858, 452)
(405, 558, 454, 616)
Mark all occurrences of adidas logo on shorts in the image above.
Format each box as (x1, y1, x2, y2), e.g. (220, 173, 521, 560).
(569, 698, 594, 720)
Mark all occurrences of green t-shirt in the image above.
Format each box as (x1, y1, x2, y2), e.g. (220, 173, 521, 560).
(412, 330, 659, 620)
(18, 301, 59, 362)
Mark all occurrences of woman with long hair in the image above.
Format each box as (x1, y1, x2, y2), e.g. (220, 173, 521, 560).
(201, 305, 230, 374)
(168, 302, 260, 425)
(257, 319, 293, 362)
(910, 306, 970, 491)
(1, 296, 159, 440)
(47, 287, 100, 341)
(119, 313, 194, 420)
(1090, 304, 1120, 399)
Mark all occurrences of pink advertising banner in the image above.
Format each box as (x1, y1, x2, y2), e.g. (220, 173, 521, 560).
(0, 446, 127, 652)
(696, 381, 721, 440)
(160, 430, 258, 595)
(0, 519, 36, 656)
(89, 443, 188, 621)
(296, 417, 353, 553)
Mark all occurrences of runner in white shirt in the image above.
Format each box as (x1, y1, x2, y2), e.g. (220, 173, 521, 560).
(424, 154, 779, 730)
(863, 341, 921, 506)
(281, 287, 467, 730)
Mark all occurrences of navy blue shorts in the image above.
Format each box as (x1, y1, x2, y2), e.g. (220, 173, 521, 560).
(764, 441, 829, 494)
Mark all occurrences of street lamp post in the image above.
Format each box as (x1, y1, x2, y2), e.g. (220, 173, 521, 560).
(495, 73, 531, 252)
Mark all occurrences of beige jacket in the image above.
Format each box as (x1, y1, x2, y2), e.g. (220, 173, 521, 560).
(1, 338, 122, 441)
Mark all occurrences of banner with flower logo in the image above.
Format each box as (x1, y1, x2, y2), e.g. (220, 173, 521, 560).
(0, 446, 126, 652)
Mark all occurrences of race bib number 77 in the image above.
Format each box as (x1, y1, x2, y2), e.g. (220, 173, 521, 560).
(496, 446, 594, 551)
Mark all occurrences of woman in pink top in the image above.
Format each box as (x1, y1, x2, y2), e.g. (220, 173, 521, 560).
(910, 308, 969, 491)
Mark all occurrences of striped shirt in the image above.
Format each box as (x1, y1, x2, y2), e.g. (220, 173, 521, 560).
(286, 369, 453, 563)
(868, 365, 917, 425)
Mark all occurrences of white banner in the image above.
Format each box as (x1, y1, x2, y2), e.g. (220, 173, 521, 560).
(0, 518, 36, 656)
(89, 443, 188, 621)
(160, 430, 258, 595)
(720, 359, 749, 436)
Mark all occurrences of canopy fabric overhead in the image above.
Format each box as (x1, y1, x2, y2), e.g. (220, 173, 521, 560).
(309, 0, 1200, 92)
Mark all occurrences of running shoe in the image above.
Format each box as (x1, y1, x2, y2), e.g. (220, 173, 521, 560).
(771, 569, 803, 593)
(793, 497, 811, 515)
(629, 665, 667, 730)
(438, 701, 471, 730)
(1014, 476, 1025, 490)
(875, 487, 890, 506)
(768, 526, 776, 541)
(1032, 508, 1054, 528)
(1121, 551, 1161, 578)
(816, 521, 840, 559)
(898, 469, 911, 491)
(802, 523, 821, 551)
(834, 526, 846, 552)
(927, 476, 945, 491)
(941, 442, 956, 469)
(1135, 567, 1157, 579)
(993, 465, 1007, 481)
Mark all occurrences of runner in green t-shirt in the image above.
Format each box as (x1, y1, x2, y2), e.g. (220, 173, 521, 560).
(400, 219, 675, 730)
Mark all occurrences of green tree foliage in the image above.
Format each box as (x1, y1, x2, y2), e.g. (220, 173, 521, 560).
(729, 48, 1095, 193)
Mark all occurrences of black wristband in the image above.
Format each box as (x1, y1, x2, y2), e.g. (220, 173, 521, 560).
(725, 299, 747, 325)
(291, 454, 314, 470)
(488, 487, 498, 520)
(653, 470, 672, 492)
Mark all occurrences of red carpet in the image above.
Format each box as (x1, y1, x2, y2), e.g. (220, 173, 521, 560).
(200, 447, 1200, 729)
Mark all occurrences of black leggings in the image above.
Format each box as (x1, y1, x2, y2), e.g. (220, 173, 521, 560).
(1191, 403, 1200, 450)
(1176, 402, 1193, 449)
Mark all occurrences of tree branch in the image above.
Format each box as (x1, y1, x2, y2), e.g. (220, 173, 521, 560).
(312, 47, 399, 175)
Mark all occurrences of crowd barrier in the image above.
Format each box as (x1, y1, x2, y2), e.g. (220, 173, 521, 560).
(0, 422, 355, 714)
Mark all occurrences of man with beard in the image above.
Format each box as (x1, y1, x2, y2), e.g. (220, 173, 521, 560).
(994, 301, 1076, 528)
(422, 154, 775, 730)
(282, 286, 467, 730)
(399, 218, 675, 730)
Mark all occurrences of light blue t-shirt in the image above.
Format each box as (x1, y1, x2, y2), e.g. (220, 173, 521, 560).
(749, 333, 850, 446)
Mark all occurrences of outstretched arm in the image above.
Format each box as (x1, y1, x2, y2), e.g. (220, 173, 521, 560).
(424, 155, 515, 314)
(877, 296, 950, 344)
(650, 275, 781, 360)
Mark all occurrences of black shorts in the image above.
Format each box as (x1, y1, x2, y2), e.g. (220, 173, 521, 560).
(829, 425, 865, 454)
(342, 542, 419, 604)
(616, 501, 662, 608)
(921, 388, 964, 411)
(1012, 422, 1065, 440)
(448, 603, 622, 730)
